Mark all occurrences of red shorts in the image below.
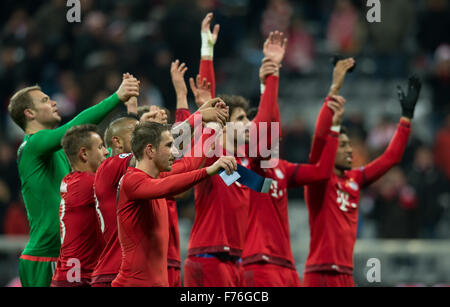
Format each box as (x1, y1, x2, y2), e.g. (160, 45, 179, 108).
(243, 263, 301, 287)
(183, 255, 241, 287)
(50, 278, 91, 287)
(303, 271, 355, 287)
(91, 282, 112, 287)
(168, 266, 181, 287)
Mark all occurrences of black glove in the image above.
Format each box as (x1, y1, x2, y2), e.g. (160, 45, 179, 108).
(332, 55, 356, 73)
(397, 76, 422, 119)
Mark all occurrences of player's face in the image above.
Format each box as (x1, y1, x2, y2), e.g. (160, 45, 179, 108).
(28, 90, 61, 128)
(335, 133, 353, 171)
(154, 131, 176, 172)
(86, 133, 109, 172)
(228, 107, 250, 143)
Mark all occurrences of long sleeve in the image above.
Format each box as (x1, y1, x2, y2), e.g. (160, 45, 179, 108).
(358, 119, 411, 188)
(175, 109, 191, 123)
(287, 131, 339, 187)
(27, 94, 121, 156)
(200, 59, 215, 98)
(309, 97, 334, 164)
(126, 168, 208, 200)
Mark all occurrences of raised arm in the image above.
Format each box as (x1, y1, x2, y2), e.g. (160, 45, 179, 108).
(28, 76, 140, 155)
(199, 12, 220, 98)
(287, 131, 339, 187)
(359, 76, 421, 187)
(309, 58, 354, 163)
(126, 156, 237, 200)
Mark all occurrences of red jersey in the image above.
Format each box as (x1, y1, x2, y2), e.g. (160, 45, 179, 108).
(52, 171, 105, 285)
(244, 132, 339, 269)
(188, 61, 280, 257)
(112, 167, 209, 287)
(305, 104, 411, 273)
(91, 153, 133, 284)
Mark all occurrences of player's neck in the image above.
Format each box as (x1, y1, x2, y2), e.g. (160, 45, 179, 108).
(25, 121, 54, 135)
(334, 167, 345, 178)
(136, 160, 160, 179)
(72, 162, 95, 174)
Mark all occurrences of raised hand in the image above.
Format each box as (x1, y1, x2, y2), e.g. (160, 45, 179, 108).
(170, 60, 188, 97)
(206, 156, 237, 175)
(260, 57, 280, 84)
(190, 75, 212, 108)
(140, 106, 168, 124)
(201, 12, 220, 58)
(327, 95, 346, 126)
(329, 58, 355, 96)
(263, 31, 288, 66)
(397, 76, 422, 120)
(116, 73, 140, 102)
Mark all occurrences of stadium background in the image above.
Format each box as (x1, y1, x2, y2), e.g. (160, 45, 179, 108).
(0, 0, 449, 286)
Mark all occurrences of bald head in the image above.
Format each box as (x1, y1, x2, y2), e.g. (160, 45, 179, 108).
(104, 117, 139, 155)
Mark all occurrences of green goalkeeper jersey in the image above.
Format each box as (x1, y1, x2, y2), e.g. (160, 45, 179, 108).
(17, 93, 121, 258)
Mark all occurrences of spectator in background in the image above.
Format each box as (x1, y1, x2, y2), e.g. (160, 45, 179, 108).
(367, 115, 397, 155)
(372, 167, 419, 239)
(417, 0, 450, 55)
(261, 0, 293, 38)
(367, 0, 413, 78)
(434, 114, 450, 180)
(408, 146, 449, 238)
(326, 0, 366, 55)
(284, 15, 315, 74)
(428, 44, 450, 130)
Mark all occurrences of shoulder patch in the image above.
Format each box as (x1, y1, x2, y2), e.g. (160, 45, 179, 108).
(275, 168, 285, 179)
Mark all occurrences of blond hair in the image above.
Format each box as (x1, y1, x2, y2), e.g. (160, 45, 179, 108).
(8, 85, 41, 130)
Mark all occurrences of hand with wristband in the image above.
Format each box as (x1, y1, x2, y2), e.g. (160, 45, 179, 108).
(397, 76, 422, 121)
(201, 12, 220, 59)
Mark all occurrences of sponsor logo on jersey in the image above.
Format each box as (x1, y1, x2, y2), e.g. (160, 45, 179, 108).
(119, 153, 132, 159)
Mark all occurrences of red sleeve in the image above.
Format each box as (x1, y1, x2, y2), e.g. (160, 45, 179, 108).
(249, 75, 280, 159)
(286, 131, 339, 187)
(309, 97, 334, 164)
(357, 119, 411, 188)
(175, 109, 191, 123)
(124, 168, 209, 200)
(200, 59, 215, 98)
(160, 126, 216, 178)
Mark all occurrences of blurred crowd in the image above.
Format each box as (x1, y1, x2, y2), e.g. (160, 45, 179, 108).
(0, 0, 449, 239)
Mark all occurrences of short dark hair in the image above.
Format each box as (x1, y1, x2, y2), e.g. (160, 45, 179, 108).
(218, 94, 249, 118)
(131, 122, 171, 160)
(61, 124, 99, 166)
(104, 117, 139, 148)
(247, 107, 258, 121)
(340, 126, 348, 136)
(8, 85, 41, 130)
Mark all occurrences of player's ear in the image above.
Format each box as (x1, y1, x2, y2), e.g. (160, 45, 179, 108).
(24, 108, 35, 121)
(145, 144, 155, 158)
(111, 136, 122, 150)
(79, 147, 89, 163)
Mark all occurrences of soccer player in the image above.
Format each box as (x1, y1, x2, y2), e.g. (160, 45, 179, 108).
(91, 76, 228, 287)
(302, 59, 422, 287)
(241, 68, 345, 286)
(51, 125, 109, 287)
(8, 75, 139, 287)
(183, 13, 285, 287)
(112, 122, 237, 287)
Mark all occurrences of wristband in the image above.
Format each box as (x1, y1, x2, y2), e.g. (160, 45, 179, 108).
(330, 125, 341, 133)
(260, 83, 266, 95)
(201, 32, 214, 58)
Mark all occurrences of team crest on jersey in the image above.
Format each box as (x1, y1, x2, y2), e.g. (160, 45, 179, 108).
(240, 158, 249, 167)
(347, 180, 359, 192)
(119, 153, 132, 159)
(275, 169, 284, 179)
(60, 181, 67, 193)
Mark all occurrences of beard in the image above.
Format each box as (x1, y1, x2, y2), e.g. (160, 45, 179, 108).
(336, 163, 352, 172)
